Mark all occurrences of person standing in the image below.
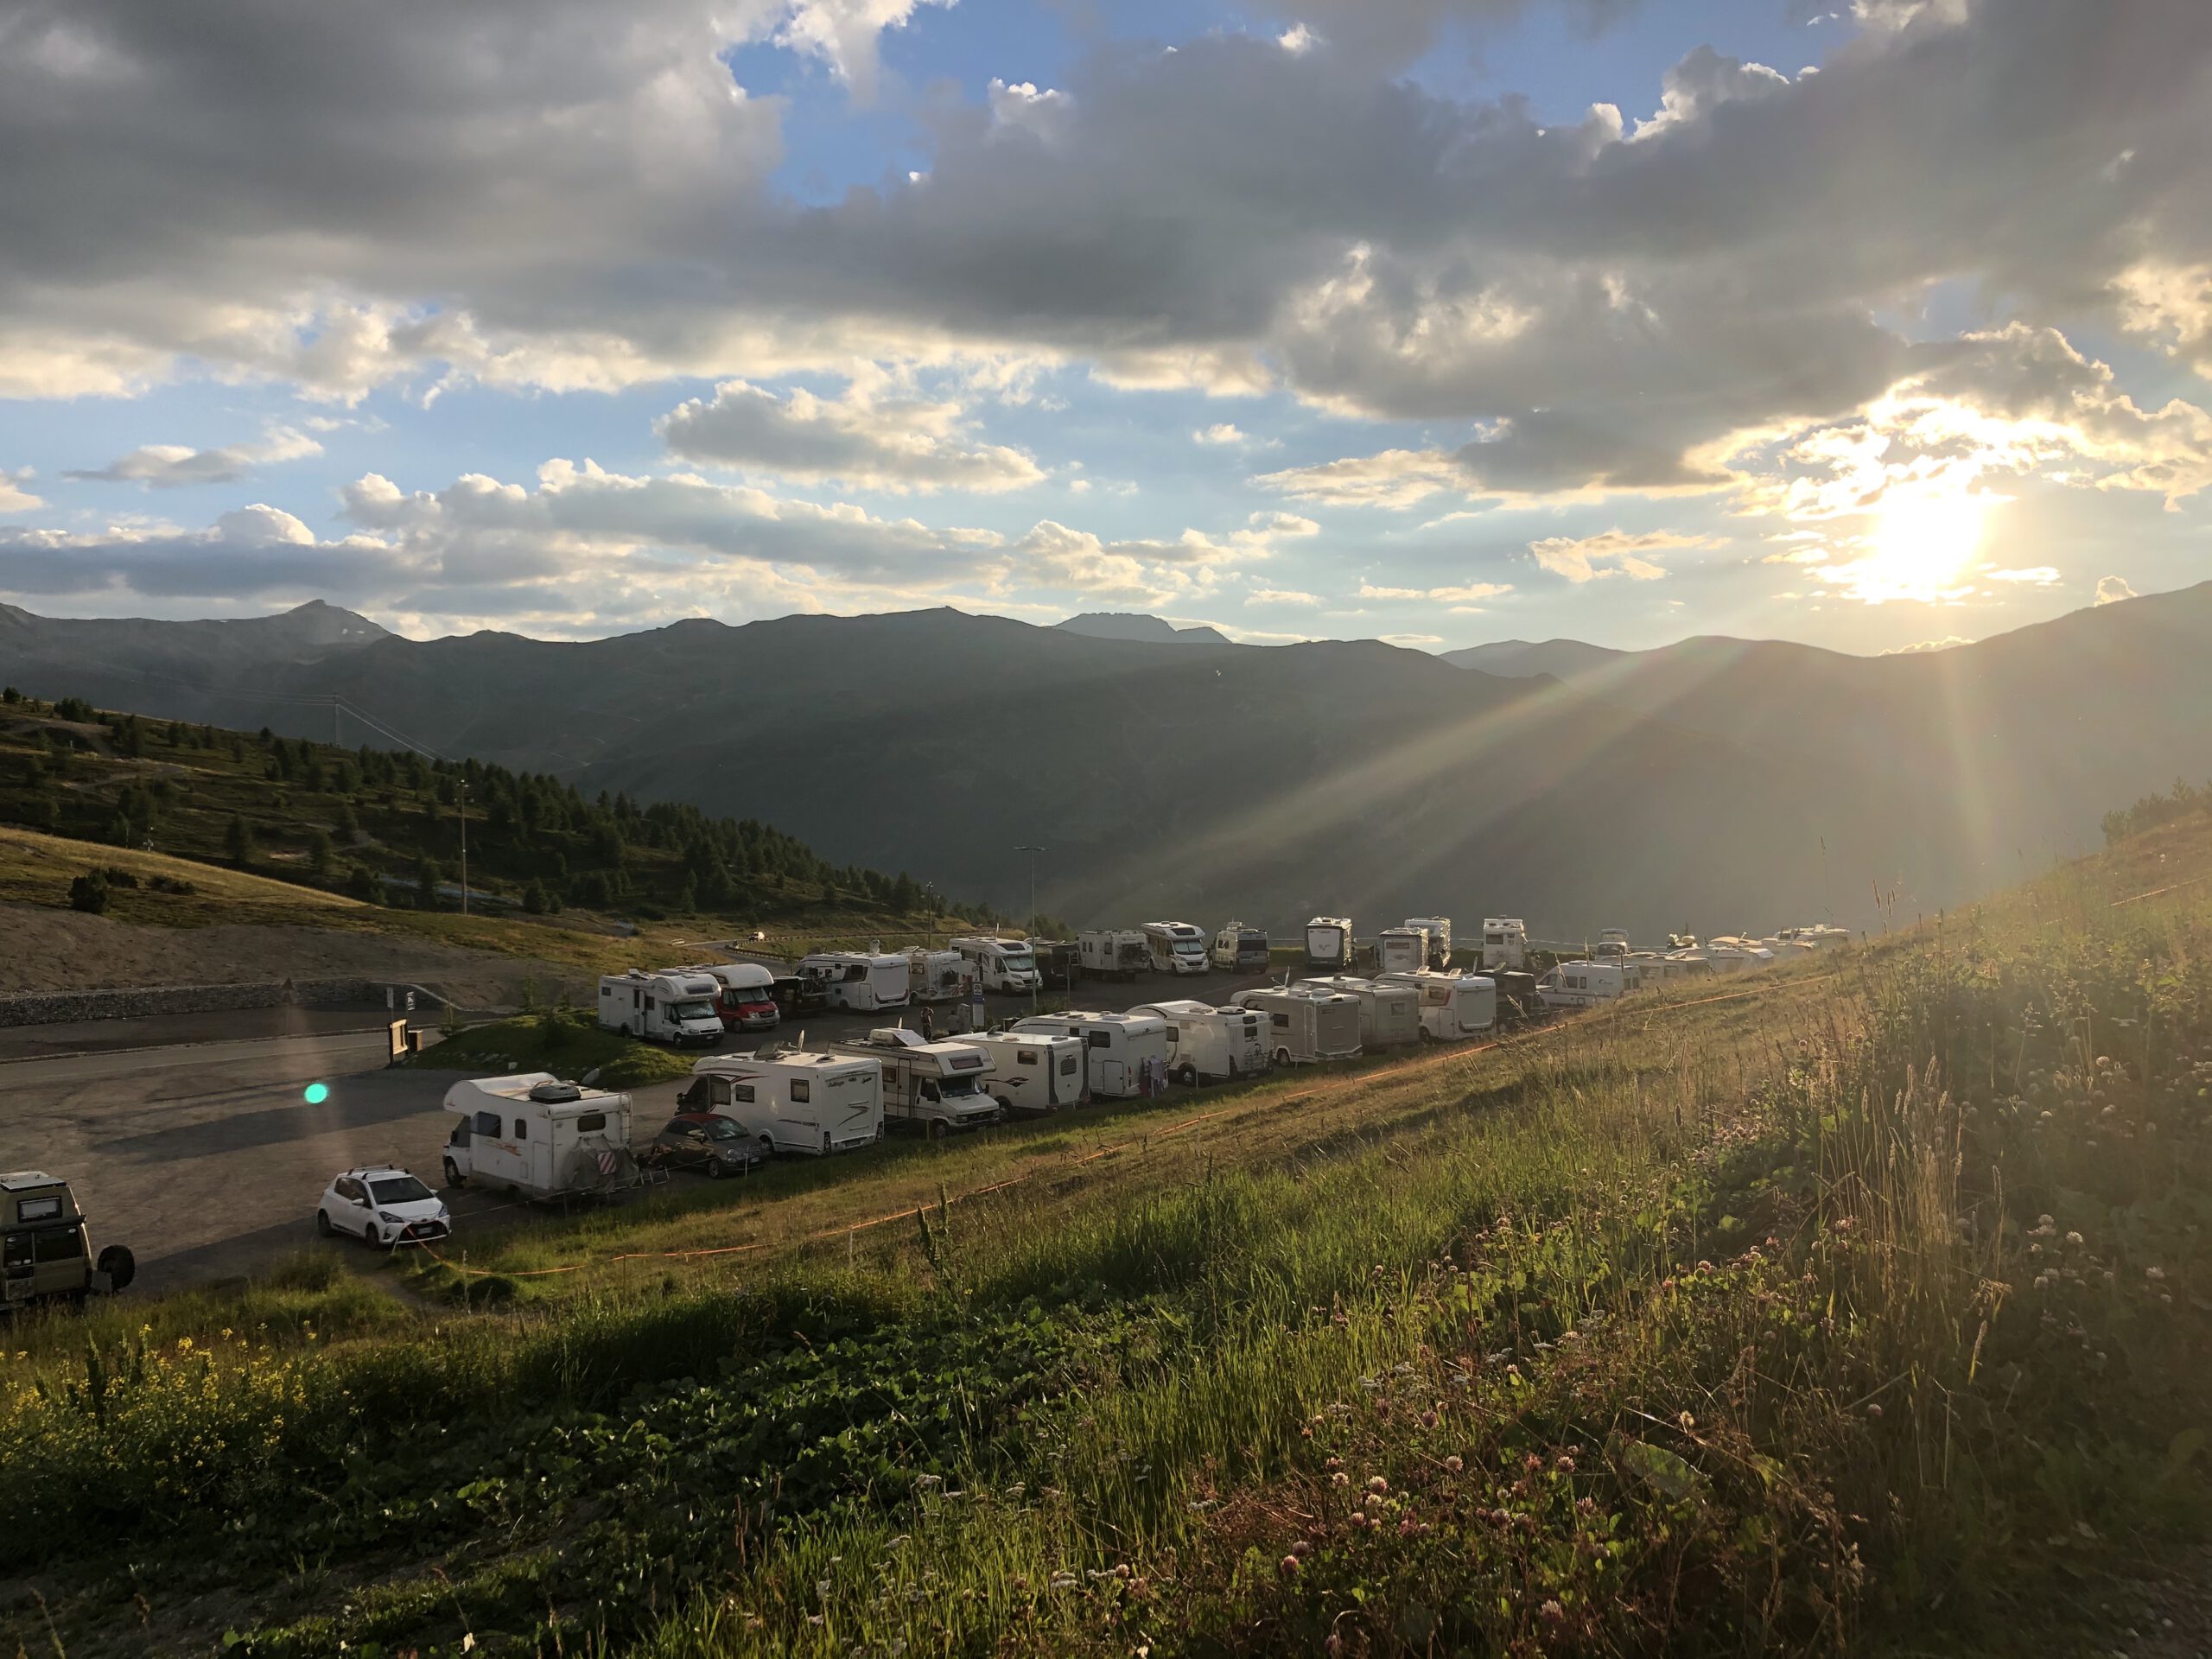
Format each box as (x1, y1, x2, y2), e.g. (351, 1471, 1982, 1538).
(920, 1005, 935, 1042)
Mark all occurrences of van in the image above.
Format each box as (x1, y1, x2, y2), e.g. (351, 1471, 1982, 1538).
(1131, 999, 1268, 1084)
(1010, 1011, 1170, 1099)
(1211, 921, 1270, 972)
(1535, 960, 1633, 1010)
(442, 1075, 640, 1200)
(1, 1172, 134, 1309)
(950, 936, 1040, 994)
(597, 971, 726, 1046)
(683, 1049, 884, 1154)
(689, 962, 779, 1033)
(907, 948, 969, 1003)
(1376, 969, 1497, 1041)
(1077, 930, 1150, 981)
(798, 951, 912, 1012)
(963, 1030, 1085, 1116)
(1305, 917, 1353, 969)
(820, 1028, 1001, 1136)
(1230, 987, 1363, 1066)
(1297, 975, 1421, 1050)
(1141, 922, 1210, 976)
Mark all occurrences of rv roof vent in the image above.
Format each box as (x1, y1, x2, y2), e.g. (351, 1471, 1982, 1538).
(529, 1080, 584, 1103)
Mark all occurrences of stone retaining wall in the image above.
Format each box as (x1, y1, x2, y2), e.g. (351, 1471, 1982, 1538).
(0, 976, 404, 1028)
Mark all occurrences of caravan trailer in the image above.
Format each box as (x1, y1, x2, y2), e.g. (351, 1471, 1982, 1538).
(1211, 921, 1271, 972)
(1306, 917, 1354, 970)
(907, 948, 969, 1004)
(951, 936, 1040, 994)
(683, 1050, 883, 1154)
(688, 963, 780, 1033)
(1376, 926, 1430, 976)
(1479, 918, 1529, 972)
(1131, 999, 1268, 1084)
(441, 1075, 640, 1199)
(820, 1028, 1001, 1136)
(1405, 917, 1454, 969)
(963, 1031, 1084, 1116)
(1010, 1011, 1170, 1099)
(798, 951, 913, 1012)
(1297, 975, 1421, 1051)
(1078, 930, 1151, 981)
(1231, 987, 1363, 1066)
(1535, 961, 1633, 1010)
(1141, 922, 1211, 976)
(597, 971, 727, 1046)
(1376, 969, 1497, 1041)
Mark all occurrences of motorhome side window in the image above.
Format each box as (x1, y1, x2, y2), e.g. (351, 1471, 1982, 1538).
(1164, 1026, 1179, 1042)
(513, 1117, 528, 1139)
(791, 1079, 810, 1103)
(1017, 1048, 1039, 1065)
(1086, 1031, 1110, 1048)
(1272, 1012, 1289, 1028)
(576, 1111, 607, 1132)
(734, 1084, 755, 1103)
(474, 1110, 500, 1136)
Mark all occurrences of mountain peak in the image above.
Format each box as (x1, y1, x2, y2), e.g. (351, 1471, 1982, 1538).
(1058, 612, 1232, 646)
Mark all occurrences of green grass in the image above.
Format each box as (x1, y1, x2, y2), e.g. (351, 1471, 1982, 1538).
(406, 1007, 698, 1090)
(1, 809, 2208, 1656)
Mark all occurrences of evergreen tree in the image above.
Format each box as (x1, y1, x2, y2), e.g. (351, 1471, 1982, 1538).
(224, 813, 254, 865)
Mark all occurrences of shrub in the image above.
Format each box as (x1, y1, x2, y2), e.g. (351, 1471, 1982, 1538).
(67, 872, 109, 915)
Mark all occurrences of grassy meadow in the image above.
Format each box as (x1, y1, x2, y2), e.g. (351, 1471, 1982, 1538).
(0, 806, 2207, 1656)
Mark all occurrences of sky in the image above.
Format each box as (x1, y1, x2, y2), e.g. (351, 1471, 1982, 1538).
(0, 0, 2208, 655)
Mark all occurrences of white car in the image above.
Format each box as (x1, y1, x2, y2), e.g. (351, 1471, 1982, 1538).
(315, 1166, 452, 1249)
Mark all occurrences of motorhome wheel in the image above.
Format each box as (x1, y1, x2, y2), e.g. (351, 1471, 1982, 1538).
(927, 1119, 945, 1141)
(760, 1135, 775, 1159)
(1174, 1063, 1198, 1088)
(442, 1157, 461, 1188)
(1274, 1047, 1292, 1068)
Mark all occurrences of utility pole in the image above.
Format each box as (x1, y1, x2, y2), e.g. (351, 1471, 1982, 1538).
(1014, 845, 1045, 1014)
(1014, 844, 1045, 928)
(458, 779, 470, 917)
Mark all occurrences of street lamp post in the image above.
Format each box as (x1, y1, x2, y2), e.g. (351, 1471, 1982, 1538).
(458, 780, 470, 917)
(1014, 845, 1046, 1013)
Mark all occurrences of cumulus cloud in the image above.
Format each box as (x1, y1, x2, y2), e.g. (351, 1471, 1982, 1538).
(658, 373, 1044, 493)
(1357, 579, 1513, 603)
(1245, 587, 1324, 606)
(1880, 634, 1972, 654)
(1986, 566, 2060, 585)
(2094, 575, 2139, 606)
(1525, 529, 1708, 583)
(64, 428, 323, 489)
(1255, 449, 1472, 508)
(0, 469, 42, 513)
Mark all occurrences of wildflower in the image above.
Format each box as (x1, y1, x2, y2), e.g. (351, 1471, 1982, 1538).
(1420, 1410, 1438, 1428)
(1289, 1540, 1311, 1559)
(2146, 1267, 2165, 1281)
(1555, 1455, 1576, 1473)
(1866, 1403, 1884, 1420)
(2066, 1232, 2084, 1247)
(1324, 1455, 1343, 1471)
(1278, 1554, 1302, 1578)
(1444, 1455, 1464, 1474)
(1332, 1472, 1350, 1488)
(1540, 1600, 1566, 1624)
(1366, 1476, 1389, 1496)
(1679, 1411, 1696, 1432)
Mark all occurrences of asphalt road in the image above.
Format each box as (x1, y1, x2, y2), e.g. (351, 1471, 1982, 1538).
(0, 969, 1285, 1295)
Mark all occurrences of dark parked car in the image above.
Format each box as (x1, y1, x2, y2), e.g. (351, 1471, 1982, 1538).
(645, 1112, 767, 1178)
(769, 974, 830, 1020)
(1031, 939, 1080, 991)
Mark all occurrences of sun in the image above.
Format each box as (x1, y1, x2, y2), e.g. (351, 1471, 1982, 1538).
(1858, 483, 1991, 602)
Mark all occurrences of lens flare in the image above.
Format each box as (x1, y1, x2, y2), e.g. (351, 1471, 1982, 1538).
(303, 1082, 331, 1105)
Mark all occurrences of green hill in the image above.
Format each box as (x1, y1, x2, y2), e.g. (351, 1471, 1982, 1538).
(0, 794, 2207, 1656)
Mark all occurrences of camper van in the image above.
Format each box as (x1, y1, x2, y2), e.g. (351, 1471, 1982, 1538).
(1706, 937, 1775, 972)
(1010, 1011, 1171, 1099)
(1078, 929, 1151, 981)
(1, 1172, 135, 1309)
(963, 1030, 1085, 1116)
(687, 963, 779, 1033)
(1211, 921, 1271, 972)
(1592, 929, 1631, 960)
(597, 971, 727, 1046)
(1298, 975, 1422, 1050)
(1534, 961, 1634, 1010)
(442, 1075, 640, 1199)
(1376, 926, 1430, 976)
(1479, 918, 1529, 972)
(1132, 999, 1268, 1084)
(1406, 917, 1454, 969)
(1142, 921, 1211, 976)
(1231, 987, 1363, 1067)
(798, 951, 913, 1013)
(950, 936, 1040, 995)
(907, 948, 969, 1004)
(683, 1049, 883, 1154)
(1376, 969, 1498, 1042)
(820, 1028, 1001, 1136)
(1306, 917, 1353, 970)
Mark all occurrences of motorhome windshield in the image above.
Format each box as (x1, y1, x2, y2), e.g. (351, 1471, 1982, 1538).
(1000, 949, 1035, 970)
(940, 1074, 986, 1098)
(369, 1175, 434, 1205)
(671, 1000, 716, 1021)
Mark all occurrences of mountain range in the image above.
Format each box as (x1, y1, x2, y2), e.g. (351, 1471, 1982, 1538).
(4, 587, 2209, 944)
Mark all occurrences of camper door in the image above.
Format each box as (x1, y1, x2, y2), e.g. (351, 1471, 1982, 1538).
(1085, 1029, 1127, 1096)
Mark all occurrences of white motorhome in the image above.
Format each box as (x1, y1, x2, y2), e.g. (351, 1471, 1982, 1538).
(1535, 960, 1633, 1010)
(441, 1075, 640, 1199)
(907, 948, 969, 1004)
(683, 1049, 883, 1154)
(1298, 975, 1422, 1051)
(798, 951, 912, 1012)
(1759, 934, 1818, 963)
(683, 962, 780, 1033)
(1010, 1010, 1171, 1099)
(1211, 921, 1271, 972)
(1376, 969, 1497, 1042)
(1131, 999, 1268, 1084)
(1479, 918, 1529, 972)
(1707, 936, 1775, 971)
(1231, 986, 1363, 1066)
(1141, 921, 1211, 976)
(821, 1028, 1001, 1136)
(1078, 929, 1151, 981)
(963, 1030, 1084, 1116)
(950, 935, 1040, 994)
(597, 971, 727, 1046)
(1780, 925, 1852, 951)
(1640, 950, 1714, 985)
(1592, 928, 1631, 960)
(1376, 926, 1430, 976)
(1306, 916, 1353, 970)
(1405, 917, 1454, 969)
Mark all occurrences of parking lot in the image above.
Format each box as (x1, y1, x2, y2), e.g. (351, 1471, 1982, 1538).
(0, 969, 1279, 1294)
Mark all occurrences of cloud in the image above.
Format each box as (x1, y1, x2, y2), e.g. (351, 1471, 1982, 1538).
(63, 428, 323, 489)
(658, 373, 1044, 493)
(2094, 575, 2139, 606)
(1986, 565, 2059, 585)
(1525, 528, 1708, 583)
(775, 0, 955, 100)
(1255, 448, 1471, 508)
(1379, 632, 1444, 646)
(1245, 587, 1324, 606)
(1880, 634, 1971, 654)
(0, 469, 42, 513)
(1357, 579, 1513, 603)
(1194, 423, 1258, 447)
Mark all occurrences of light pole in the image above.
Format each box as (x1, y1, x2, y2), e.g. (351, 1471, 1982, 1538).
(1014, 844, 1045, 1013)
(1013, 845, 1045, 930)
(457, 779, 470, 917)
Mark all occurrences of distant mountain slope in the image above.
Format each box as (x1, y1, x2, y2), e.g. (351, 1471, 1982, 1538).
(1438, 639, 1631, 679)
(1058, 612, 1234, 645)
(4, 588, 2209, 943)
